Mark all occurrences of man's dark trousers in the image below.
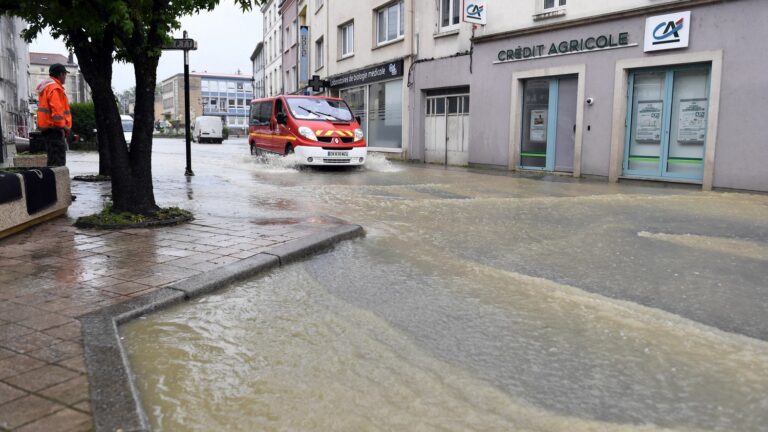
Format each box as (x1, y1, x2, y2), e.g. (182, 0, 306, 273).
(42, 129, 66, 166)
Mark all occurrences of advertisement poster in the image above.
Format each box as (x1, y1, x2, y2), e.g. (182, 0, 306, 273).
(530, 109, 547, 143)
(636, 100, 663, 142)
(677, 98, 707, 143)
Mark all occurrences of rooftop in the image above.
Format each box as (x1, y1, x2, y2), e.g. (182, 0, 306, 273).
(29, 52, 75, 66)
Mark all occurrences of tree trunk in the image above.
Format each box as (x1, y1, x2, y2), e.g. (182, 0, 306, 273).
(73, 40, 148, 215)
(71, 43, 116, 177)
(123, 54, 159, 215)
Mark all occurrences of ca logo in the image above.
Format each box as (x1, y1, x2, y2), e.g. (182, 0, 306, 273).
(653, 17, 684, 45)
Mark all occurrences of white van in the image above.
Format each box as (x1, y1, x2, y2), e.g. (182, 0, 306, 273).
(193, 116, 223, 144)
(120, 115, 133, 144)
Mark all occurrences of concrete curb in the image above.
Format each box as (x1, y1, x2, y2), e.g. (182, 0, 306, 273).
(79, 224, 364, 432)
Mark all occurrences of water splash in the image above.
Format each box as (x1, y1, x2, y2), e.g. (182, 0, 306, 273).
(249, 152, 302, 173)
(363, 153, 402, 172)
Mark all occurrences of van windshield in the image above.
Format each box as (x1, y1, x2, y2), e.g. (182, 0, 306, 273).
(121, 121, 133, 132)
(285, 98, 354, 122)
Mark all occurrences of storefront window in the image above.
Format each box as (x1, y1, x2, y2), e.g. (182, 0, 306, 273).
(368, 80, 403, 148)
(340, 86, 367, 136)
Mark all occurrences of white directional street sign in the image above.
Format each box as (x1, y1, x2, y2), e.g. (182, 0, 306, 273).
(163, 38, 197, 51)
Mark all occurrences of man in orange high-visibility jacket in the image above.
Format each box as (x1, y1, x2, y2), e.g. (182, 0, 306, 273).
(36, 63, 72, 166)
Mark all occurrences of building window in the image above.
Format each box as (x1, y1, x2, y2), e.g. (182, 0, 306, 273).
(201, 80, 209, 91)
(237, 82, 244, 90)
(440, 0, 460, 30)
(285, 26, 290, 52)
(340, 21, 354, 58)
(286, 70, 291, 93)
(292, 19, 298, 46)
(544, 0, 566, 10)
(377, 1, 405, 45)
(315, 37, 324, 70)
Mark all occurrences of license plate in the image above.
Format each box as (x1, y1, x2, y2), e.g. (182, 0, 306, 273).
(327, 151, 348, 157)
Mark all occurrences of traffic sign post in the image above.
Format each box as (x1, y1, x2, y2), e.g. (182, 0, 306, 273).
(162, 32, 197, 176)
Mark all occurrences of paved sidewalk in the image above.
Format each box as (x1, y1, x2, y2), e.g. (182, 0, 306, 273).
(0, 188, 330, 431)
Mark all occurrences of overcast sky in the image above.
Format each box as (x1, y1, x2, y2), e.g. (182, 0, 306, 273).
(29, 2, 264, 93)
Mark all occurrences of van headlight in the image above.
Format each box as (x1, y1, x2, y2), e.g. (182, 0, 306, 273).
(298, 126, 317, 141)
(354, 128, 364, 142)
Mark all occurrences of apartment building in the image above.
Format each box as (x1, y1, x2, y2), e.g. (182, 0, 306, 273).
(251, 42, 266, 99)
(262, 0, 283, 96)
(160, 72, 253, 134)
(320, 0, 414, 155)
(0, 16, 30, 165)
(281, 0, 300, 94)
(160, 73, 202, 129)
(29, 52, 91, 104)
(405, 0, 768, 193)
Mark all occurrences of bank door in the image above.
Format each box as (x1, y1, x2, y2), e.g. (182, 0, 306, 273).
(520, 77, 577, 172)
(624, 66, 710, 181)
(425, 94, 470, 166)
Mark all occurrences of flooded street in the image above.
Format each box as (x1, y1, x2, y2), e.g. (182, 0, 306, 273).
(110, 139, 768, 431)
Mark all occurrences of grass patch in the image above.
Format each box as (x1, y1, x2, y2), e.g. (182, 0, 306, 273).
(75, 201, 193, 229)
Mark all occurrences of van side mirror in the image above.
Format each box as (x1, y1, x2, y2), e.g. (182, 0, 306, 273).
(276, 112, 287, 124)
(355, 116, 361, 124)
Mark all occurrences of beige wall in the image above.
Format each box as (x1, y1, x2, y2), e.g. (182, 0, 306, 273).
(325, 0, 413, 78)
(160, 75, 202, 126)
(475, 0, 688, 38)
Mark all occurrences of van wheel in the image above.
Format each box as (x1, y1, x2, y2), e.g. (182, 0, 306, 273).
(285, 144, 294, 155)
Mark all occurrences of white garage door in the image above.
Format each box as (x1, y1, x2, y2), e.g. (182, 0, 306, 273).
(425, 94, 470, 166)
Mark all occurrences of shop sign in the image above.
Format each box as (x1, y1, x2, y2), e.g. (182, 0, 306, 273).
(463, 1, 487, 25)
(644, 11, 691, 52)
(329, 59, 404, 88)
(496, 32, 633, 63)
(299, 26, 309, 87)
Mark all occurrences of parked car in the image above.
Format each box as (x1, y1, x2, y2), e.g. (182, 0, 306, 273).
(248, 95, 366, 166)
(120, 115, 133, 145)
(193, 116, 224, 144)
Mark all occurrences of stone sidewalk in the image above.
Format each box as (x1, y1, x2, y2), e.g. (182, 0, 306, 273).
(0, 201, 327, 431)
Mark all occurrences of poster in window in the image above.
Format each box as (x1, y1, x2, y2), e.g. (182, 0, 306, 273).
(677, 98, 708, 143)
(636, 100, 663, 142)
(530, 109, 547, 143)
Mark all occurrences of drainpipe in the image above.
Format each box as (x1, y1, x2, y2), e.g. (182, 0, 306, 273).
(406, 0, 415, 160)
(326, 0, 330, 96)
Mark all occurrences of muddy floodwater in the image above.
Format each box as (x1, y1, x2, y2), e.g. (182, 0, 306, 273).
(119, 139, 768, 431)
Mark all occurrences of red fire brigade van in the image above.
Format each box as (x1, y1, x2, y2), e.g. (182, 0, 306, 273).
(248, 95, 367, 166)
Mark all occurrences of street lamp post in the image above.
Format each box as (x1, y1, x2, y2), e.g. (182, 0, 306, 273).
(162, 31, 197, 176)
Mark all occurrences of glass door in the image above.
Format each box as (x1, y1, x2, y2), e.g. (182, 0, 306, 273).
(624, 65, 710, 181)
(665, 68, 709, 179)
(625, 71, 667, 176)
(521, 79, 556, 170)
